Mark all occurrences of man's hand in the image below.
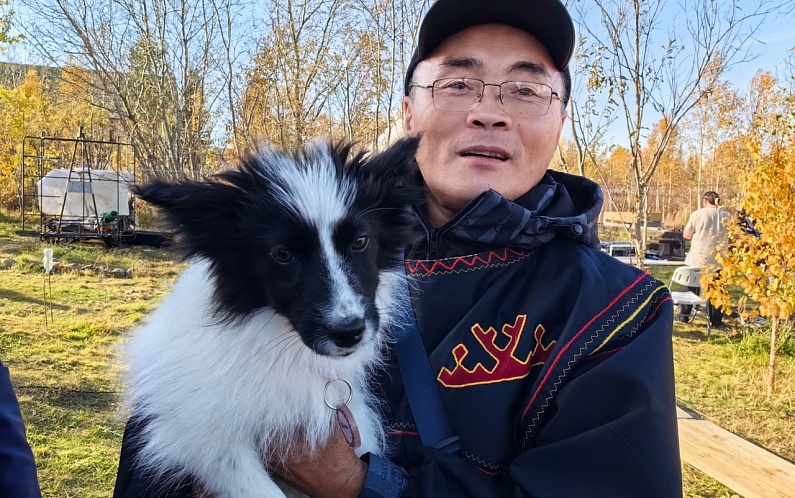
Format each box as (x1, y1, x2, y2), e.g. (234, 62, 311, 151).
(273, 426, 367, 498)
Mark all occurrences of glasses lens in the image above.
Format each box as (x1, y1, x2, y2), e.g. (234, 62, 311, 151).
(432, 78, 483, 112)
(502, 82, 552, 116)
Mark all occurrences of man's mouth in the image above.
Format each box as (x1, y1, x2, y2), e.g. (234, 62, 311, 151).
(461, 150, 509, 161)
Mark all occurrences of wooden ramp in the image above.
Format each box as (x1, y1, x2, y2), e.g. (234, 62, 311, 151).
(677, 406, 795, 498)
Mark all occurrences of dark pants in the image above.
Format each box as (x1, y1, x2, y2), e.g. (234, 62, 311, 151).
(679, 285, 723, 326)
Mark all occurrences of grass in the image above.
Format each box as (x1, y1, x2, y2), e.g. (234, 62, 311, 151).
(0, 210, 184, 497)
(1, 210, 793, 497)
(647, 265, 795, 497)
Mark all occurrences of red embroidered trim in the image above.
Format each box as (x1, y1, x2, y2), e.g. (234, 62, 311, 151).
(644, 296, 672, 325)
(386, 430, 420, 437)
(520, 272, 648, 421)
(406, 247, 526, 275)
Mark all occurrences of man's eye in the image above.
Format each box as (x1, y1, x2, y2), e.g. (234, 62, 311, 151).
(352, 236, 369, 251)
(516, 87, 539, 97)
(439, 79, 475, 91)
(509, 82, 552, 100)
(271, 247, 295, 264)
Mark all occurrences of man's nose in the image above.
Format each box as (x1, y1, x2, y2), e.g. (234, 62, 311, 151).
(468, 84, 509, 128)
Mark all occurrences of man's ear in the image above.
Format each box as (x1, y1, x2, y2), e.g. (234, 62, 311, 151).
(556, 110, 566, 143)
(403, 96, 416, 136)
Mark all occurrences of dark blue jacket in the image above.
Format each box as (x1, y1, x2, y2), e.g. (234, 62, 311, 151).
(0, 361, 42, 498)
(359, 171, 682, 497)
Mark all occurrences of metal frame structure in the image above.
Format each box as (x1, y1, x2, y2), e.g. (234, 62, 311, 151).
(19, 126, 138, 246)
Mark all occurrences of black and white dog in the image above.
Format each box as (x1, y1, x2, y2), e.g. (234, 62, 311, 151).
(123, 138, 421, 497)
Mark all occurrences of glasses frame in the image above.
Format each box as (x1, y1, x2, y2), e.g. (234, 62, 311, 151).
(409, 77, 562, 117)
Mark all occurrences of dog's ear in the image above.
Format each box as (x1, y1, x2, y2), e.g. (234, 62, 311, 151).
(134, 180, 246, 256)
(364, 136, 421, 187)
(135, 180, 244, 227)
(360, 136, 425, 210)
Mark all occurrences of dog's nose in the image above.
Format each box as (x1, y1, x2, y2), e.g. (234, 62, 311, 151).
(328, 318, 366, 348)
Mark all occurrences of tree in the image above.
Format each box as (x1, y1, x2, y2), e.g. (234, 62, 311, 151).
(350, 0, 430, 149)
(0, 0, 22, 48)
(575, 0, 775, 265)
(704, 102, 795, 394)
(19, 0, 237, 180)
(237, 0, 429, 151)
(0, 69, 49, 208)
(237, 0, 347, 149)
(680, 81, 743, 203)
(564, 23, 617, 180)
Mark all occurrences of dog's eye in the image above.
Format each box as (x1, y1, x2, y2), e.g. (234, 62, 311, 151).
(352, 236, 369, 251)
(271, 247, 295, 264)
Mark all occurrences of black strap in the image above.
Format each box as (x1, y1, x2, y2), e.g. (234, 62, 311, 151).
(394, 273, 460, 453)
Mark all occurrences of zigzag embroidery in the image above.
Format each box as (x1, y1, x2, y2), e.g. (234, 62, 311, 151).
(410, 258, 522, 278)
(587, 282, 668, 356)
(406, 247, 527, 276)
(520, 278, 665, 450)
(463, 450, 507, 471)
(385, 422, 417, 431)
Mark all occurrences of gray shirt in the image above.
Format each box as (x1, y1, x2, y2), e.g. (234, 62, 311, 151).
(684, 205, 728, 268)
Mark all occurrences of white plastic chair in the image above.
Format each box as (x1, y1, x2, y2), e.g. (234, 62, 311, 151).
(669, 266, 711, 337)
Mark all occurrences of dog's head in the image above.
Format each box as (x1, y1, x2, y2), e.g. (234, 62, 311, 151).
(135, 137, 422, 357)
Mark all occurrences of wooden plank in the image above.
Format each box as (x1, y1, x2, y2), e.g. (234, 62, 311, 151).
(678, 416, 795, 498)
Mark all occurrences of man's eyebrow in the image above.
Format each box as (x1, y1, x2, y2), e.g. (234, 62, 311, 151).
(509, 61, 551, 78)
(438, 58, 552, 79)
(439, 56, 482, 71)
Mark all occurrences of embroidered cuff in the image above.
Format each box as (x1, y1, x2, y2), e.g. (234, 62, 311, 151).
(358, 453, 408, 498)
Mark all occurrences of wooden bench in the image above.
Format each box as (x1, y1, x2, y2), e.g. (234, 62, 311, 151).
(677, 406, 795, 497)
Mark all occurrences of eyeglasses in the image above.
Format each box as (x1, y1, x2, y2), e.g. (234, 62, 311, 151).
(409, 78, 562, 117)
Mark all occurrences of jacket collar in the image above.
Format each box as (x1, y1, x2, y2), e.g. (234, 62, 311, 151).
(414, 170, 603, 254)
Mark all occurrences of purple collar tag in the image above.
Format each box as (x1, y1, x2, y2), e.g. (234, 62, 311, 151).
(336, 403, 361, 450)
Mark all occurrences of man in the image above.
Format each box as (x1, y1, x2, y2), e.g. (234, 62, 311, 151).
(114, 0, 682, 496)
(682, 191, 728, 327)
(278, 1, 681, 497)
(1, 359, 42, 498)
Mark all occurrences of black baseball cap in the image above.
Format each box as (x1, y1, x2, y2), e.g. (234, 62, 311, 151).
(404, 0, 576, 95)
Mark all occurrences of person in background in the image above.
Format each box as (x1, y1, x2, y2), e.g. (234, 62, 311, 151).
(0, 359, 42, 498)
(682, 190, 729, 327)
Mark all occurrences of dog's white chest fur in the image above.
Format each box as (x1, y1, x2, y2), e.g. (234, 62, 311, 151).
(124, 260, 394, 498)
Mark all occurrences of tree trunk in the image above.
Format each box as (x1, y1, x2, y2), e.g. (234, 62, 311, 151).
(632, 186, 648, 269)
(767, 315, 778, 395)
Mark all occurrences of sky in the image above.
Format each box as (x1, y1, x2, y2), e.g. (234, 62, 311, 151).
(7, 0, 793, 83)
(718, 11, 795, 86)
(569, 1, 795, 87)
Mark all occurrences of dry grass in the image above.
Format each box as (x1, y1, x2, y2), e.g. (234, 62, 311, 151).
(648, 265, 795, 497)
(673, 326, 795, 462)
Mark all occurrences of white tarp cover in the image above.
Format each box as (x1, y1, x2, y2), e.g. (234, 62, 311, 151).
(37, 168, 133, 217)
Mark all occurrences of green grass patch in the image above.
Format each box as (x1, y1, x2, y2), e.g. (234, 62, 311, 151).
(1, 210, 183, 497)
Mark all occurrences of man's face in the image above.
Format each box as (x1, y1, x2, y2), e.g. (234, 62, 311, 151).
(404, 24, 567, 226)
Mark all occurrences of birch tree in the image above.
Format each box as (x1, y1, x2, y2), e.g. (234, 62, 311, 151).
(704, 105, 795, 394)
(577, 0, 775, 264)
